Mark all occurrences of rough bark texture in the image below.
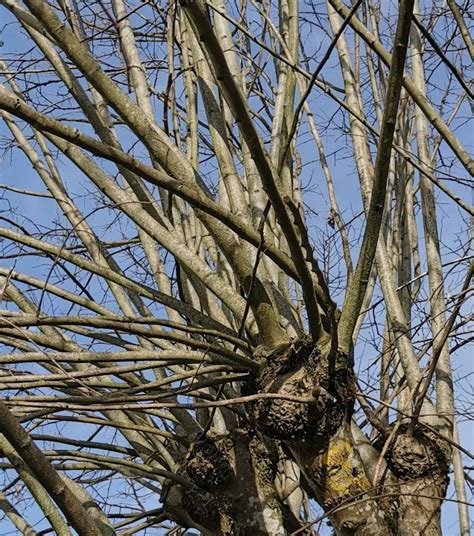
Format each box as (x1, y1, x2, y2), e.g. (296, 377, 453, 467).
(0, 0, 465, 533)
(163, 429, 304, 535)
(384, 427, 451, 535)
(163, 339, 451, 535)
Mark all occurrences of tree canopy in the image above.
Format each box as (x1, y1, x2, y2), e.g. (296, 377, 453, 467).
(0, 0, 472, 534)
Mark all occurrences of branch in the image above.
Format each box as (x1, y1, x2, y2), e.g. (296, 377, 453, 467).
(279, 0, 363, 172)
(412, 261, 473, 422)
(0, 224, 239, 336)
(338, 0, 416, 353)
(0, 400, 102, 535)
(180, 0, 323, 341)
(411, 15, 473, 99)
(328, 0, 474, 176)
(0, 488, 38, 535)
(0, 86, 303, 285)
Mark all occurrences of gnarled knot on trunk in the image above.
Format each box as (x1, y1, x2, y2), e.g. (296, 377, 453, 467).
(164, 431, 296, 535)
(384, 425, 451, 481)
(163, 434, 237, 533)
(184, 436, 233, 490)
(181, 487, 235, 534)
(248, 338, 355, 444)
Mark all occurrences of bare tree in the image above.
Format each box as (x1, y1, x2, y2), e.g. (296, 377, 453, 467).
(0, 0, 472, 534)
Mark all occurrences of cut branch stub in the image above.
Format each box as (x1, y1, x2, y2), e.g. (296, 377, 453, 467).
(250, 338, 355, 445)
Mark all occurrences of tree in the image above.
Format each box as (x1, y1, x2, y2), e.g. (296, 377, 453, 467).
(0, 0, 472, 534)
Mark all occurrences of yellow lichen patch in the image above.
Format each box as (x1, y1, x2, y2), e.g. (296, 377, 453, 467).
(320, 439, 371, 503)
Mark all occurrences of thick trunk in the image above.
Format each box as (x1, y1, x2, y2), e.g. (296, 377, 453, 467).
(292, 423, 394, 535)
(251, 338, 393, 534)
(384, 428, 451, 535)
(250, 338, 450, 535)
(164, 338, 450, 535)
(163, 430, 303, 535)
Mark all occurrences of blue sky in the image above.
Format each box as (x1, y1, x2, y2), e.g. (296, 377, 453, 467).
(0, 0, 472, 534)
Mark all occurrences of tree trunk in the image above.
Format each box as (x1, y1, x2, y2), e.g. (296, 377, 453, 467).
(165, 338, 451, 534)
